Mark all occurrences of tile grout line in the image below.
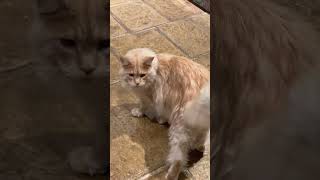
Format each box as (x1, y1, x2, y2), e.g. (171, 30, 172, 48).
(140, 0, 171, 22)
(111, 1, 206, 37)
(141, 0, 204, 22)
(110, 11, 133, 34)
(194, 51, 211, 59)
(155, 27, 191, 58)
(111, 1, 168, 34)
(131, 10, 208, 33)
(112, 23, 207, 59)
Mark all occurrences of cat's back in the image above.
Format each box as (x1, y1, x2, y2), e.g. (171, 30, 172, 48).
(157, 53, 209, 79)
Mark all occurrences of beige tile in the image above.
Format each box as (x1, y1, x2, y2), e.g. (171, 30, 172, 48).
(144, 0, 201, 21)
(110, 84, 169, 179)
(111, 2, 168, 32)
(110, 52, 120, 82)
(159, 13, 210, 58)
(110, 83, 137, 108)
(194, 52, 210, 69)
(110, 0, 129, 6)
(111, 29, 186, 56)
(110, 16, 126, 38)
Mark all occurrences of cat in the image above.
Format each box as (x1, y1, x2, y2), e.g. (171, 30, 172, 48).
(31, 0, 109, 176)
(118, 48, 210, 180)
(184, 81, 210, 130)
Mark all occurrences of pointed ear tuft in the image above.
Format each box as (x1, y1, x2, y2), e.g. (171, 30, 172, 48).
(143, 56, 154, 67)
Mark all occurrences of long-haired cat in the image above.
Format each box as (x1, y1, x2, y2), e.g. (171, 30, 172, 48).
(118, 48, 210, 180)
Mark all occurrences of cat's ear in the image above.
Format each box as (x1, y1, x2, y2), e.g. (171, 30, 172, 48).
(143, 56, 154, 67)
(36, 0, 67, 15)
(119, 56, 131, 66)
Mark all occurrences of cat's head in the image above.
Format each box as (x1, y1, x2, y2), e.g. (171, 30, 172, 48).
(32, 0, 109, 79)
(118, 48, 158, 88)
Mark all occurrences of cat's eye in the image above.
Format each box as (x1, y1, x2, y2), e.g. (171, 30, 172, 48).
(140, 74, 146, 78)
(60, 38, 76, 48)
(98, 39, 110, 51)
(129, 73, 134, 77)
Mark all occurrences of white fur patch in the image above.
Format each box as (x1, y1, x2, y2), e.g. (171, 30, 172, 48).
(184, 81, 210, 129)
(131, 108, 143, 117)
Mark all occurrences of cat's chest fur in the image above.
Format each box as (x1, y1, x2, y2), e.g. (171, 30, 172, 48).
(133, 83, 170, 121)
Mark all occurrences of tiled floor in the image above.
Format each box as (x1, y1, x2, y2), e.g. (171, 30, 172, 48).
(110, 0, 210, 179)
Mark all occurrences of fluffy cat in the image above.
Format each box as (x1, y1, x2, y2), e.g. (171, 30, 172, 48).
(118, 48, 210, 180)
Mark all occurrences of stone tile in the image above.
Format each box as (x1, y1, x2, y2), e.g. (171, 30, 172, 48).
(110, 0, 130, 6)
(158, 13, 210, 58)
(110, 84, 169, 179)
(111, 2, 168, 32)
(110, 52, 120, 82)
(143, 0, 201, 21)
(110, 83, 138, 108)
(110, 16, 126, 38)
(111, 29, 185, 57)
(194, 52, 210, 69)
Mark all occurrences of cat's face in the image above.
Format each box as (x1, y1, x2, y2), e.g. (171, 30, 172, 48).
(118, 48, 158, 88)
(33, 0, 109, 78)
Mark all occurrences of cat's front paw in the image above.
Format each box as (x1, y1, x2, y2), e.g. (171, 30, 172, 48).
(68, 146, 106, 176)
(131, 108, 143, 117)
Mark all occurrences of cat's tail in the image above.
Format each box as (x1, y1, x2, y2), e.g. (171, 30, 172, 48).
(184, 81, 210, 129)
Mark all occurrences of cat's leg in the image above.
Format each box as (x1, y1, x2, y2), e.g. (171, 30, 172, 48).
(131, 98, 153, 118)
(194, 130, 210, 154)
(166, 108, 190, 180)
(166, 125, 190, 180)
(142, 106, 157, 120)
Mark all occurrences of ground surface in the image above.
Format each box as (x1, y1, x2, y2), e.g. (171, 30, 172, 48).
(110, 0, 210, 179)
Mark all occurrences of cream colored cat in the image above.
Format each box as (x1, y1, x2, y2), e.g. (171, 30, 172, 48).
(118, 48, 210, 180)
